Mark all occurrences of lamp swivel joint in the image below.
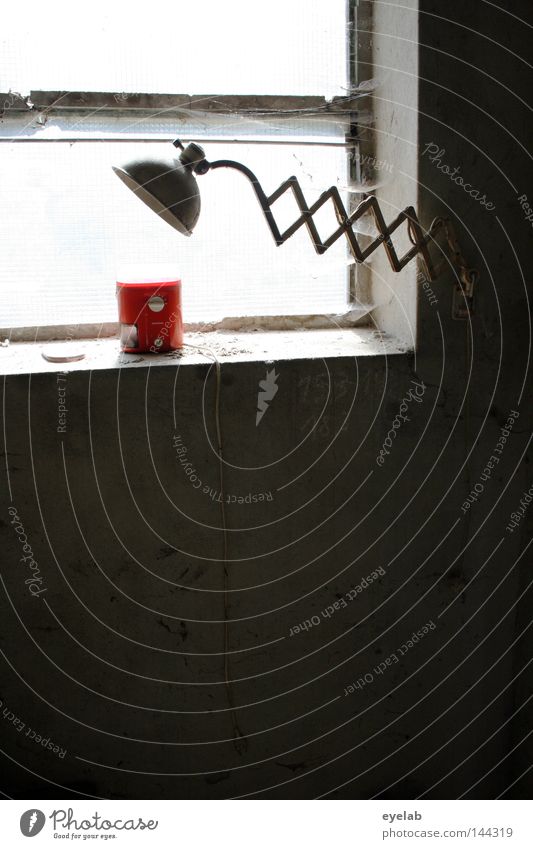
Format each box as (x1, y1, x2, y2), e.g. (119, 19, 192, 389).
(173, 139, 210, 175)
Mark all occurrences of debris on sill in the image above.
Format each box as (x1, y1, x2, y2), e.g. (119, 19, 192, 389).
(117, 354, 144, 365)
(184, 332, 253, 357)
(0, 327, 408, 376)
(184, 308, 370, 333)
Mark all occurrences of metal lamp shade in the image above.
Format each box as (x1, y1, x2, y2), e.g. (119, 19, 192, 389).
(112, 156, 201, 236)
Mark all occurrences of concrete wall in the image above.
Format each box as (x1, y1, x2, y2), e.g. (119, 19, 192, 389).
(417, 0, 533, 798)
(0, 2, 531, 799)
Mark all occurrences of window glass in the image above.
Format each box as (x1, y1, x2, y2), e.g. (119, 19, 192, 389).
(1, 0, 347, 97)
(0, 134, 351, 327)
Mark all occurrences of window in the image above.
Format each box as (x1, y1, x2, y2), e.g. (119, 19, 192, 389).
(0, 0, 372, 331)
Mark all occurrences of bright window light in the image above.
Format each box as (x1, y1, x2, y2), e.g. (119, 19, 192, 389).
(0, 0, 353, 330)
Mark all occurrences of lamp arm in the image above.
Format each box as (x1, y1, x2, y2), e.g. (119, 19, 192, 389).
(208, 159, 284, 245)
(206, 158, 437, 278)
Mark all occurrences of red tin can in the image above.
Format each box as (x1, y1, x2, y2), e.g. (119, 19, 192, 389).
(116, 270, 183, 353)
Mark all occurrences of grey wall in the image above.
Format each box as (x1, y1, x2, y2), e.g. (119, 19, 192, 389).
(416, 0, 533, 798)
(1, 2, 531, 799)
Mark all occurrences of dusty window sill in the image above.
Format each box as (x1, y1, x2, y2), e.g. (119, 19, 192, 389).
(0, 328, 409, 377)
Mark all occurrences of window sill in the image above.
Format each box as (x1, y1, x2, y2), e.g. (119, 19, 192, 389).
(0, 328, 409, 377)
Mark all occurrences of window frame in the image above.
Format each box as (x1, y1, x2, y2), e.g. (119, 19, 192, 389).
(0, 2, 386, 340)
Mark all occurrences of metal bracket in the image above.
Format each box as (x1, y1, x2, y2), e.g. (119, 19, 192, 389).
(419, 217, 478, 320)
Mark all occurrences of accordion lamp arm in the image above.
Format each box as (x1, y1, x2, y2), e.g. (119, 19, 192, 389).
(206, 157, 436, 278)
(112, 139, 454, 286)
